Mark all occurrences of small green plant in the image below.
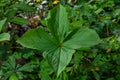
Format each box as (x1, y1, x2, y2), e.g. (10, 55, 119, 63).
(0, 0, 120, 80)
(1, 56, 34, 80)
(17, 4, 100, 76)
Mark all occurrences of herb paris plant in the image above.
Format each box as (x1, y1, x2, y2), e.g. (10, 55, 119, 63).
(17, 4, 100, 76)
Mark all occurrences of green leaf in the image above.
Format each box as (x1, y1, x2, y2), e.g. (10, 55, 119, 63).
(18, 63, 33, 72)
(9, 73, 18, 80)
(47, 4, 69, 42)
(8, 56, 16, 69)
(64, 28, 100, 49)
(17, 28, 57, 51)
(117, 36, 120, 42)
(23, 51, 34, 59)
(70, 20, 86, 29)
(92, 54, 102, 65)
(40, 60, 53, 75)
(12, 3, 35, 12)
(6, 9, 17, 19)
(106, 78, 115, 80)
(40, 19, 47, 27)
(44, 47, 75, 76)
(39, 71, 52, 80)
(11, 17, 29, 25)
(0, 18, 7, 32)
(38, 60, 53, 80)
(2, 71, 13, 80)
(93, 71, 100, 80)
(0, 33, 10, 42)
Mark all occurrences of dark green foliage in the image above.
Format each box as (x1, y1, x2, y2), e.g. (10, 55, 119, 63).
(0, 0, 120, 80)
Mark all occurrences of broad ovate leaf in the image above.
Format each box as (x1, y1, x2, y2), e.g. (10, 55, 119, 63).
(0, 18, 7, 32)
(17, 28, 57, 51)
(0, 33, 10, 42)
(64, 28, 100, 49)
(44, 47, 75, 76)
(47, 4, 69, 42)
